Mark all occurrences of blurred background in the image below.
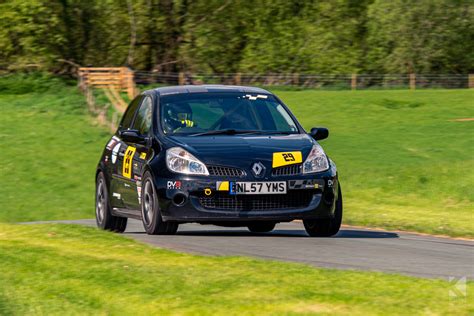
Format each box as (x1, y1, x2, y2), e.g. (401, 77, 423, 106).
(1, 0, 472, 79)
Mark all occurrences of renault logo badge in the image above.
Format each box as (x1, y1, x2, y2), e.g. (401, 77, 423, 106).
(252, 162, 265, 178)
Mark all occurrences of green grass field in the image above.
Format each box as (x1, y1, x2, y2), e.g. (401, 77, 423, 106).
(1, 223, 472, 315)
(0, 74, 110, 222)
(275, 89, 474, 237)
(0, 75, 473, 237)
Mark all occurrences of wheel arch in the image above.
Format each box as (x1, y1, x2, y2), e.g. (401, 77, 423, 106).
(95, 162, 111, 189)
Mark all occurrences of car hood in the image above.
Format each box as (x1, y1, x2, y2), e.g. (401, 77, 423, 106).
(166, 134, 315, 168)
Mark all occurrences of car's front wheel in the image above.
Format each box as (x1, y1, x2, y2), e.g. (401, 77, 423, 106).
(141, 171, 179, 235)
(95, 172, 127, 233)
(247, 222, 276, 233)
(303, 184, 343, 237)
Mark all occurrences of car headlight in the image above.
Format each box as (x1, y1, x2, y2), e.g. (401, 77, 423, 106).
(166, 147, 209, 175)
(303, 144, 329, 174)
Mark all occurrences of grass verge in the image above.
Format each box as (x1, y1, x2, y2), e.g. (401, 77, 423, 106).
(0, 223, 472, 315)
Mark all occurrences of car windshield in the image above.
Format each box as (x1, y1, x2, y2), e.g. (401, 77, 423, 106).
(160, 92, 299, 136)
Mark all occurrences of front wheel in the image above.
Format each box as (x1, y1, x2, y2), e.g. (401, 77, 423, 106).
(141, 172, 178, 235)
(95, 172, 127, 233)
(303, 184, 343, 237)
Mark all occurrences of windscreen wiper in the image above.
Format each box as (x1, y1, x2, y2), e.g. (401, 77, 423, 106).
(189, 129, 262, 136)
(261, 131, 295, 135)
(190, 129, 297, 136)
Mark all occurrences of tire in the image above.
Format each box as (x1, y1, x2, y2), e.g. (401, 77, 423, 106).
(247, 222, 276, 233)
(95, 172, 128, 233)
(303, 184, 343, 237)
(141, 171, 178, 235)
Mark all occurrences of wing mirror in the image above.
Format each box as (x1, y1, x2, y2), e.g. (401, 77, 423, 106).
(120, 129, 147, 144)
(309, 127, 329, 141)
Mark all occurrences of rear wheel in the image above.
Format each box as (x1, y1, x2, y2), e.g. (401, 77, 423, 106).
(95, 172, 127, 233)
(141, 172, 178, 235)
(247, 222, 276, 233)
(303, 185, 343, 237)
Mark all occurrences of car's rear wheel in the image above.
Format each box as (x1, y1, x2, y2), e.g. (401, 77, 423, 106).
(95, 172, 127, 233)
(141, 171, 179, 235)
(247, 222, 276, 233)
(303, 184, 343, 237)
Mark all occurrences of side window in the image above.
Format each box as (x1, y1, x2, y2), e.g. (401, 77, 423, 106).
(120, 96, 142, 130)
(132, 97, 153, 135)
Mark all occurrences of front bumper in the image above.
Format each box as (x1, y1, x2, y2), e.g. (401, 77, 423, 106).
(154, 165, 339, 223)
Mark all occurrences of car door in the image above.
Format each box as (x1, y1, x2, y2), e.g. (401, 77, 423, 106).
(110, 95, 143, 210)
(120, 96, 154, 211)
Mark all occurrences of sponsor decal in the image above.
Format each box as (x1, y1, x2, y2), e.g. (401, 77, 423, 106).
(204, 188, 212, 196)
(122, 146, 136, 179)
(216, 181, 230, 191)
(139, 152, 147, 160)
(112, 192, 121, 199)
(288, 180, 320, 190)
(132, 163, 140, 175)
(111, 143, 121, 164)
(243, 94, 268, 100)
(272, 151, 302, 168)
(327, 179, 334, 187)
(167, 181, 182, 190)
(137, 181, 142, 204)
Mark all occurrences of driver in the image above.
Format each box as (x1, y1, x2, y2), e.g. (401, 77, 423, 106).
(163, 103, 195, 133)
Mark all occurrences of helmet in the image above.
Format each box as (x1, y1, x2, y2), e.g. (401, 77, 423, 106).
(165, 102, 192, 122)
(163, 102, 194, 132)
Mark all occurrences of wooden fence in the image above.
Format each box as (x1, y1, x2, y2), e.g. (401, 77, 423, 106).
(77, 69, 472, 131)
(134, 72, 474, 90)
(78, 67, 137, 99)
(78, 67, 138, 131)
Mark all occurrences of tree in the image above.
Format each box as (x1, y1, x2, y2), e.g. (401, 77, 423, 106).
(366, 0, 474, 73)
(0, 0, 472, 74)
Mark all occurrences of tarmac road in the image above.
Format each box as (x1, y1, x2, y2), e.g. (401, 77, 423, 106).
(34, 219, 474, 280)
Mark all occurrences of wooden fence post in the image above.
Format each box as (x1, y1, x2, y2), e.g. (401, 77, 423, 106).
(111, 111, 118, 132)
(409, 73, 416, 90)
(178, 72, 185, 85)
(234, 73, 241, 85)
(124, 68, 136, 99)
(469, 74, 474, 89)
(293, 73, 300, 86)
(351, 74, 357, 90)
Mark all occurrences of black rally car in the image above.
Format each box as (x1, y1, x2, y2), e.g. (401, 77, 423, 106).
(95, 85, 342, 237)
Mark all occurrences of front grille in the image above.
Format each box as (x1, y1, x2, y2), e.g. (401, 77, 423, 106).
(197, 190, 315, 211)
(208, 165, 245, 177)
(272, 164, 302, 176)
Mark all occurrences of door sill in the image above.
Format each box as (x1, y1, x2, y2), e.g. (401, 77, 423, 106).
(112, 207, 141, 220)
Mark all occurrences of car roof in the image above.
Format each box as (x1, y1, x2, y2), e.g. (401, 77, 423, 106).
(145, 85, 272, 97)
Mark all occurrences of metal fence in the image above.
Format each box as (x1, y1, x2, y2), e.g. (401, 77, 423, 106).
(134, 72, 473, 90)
